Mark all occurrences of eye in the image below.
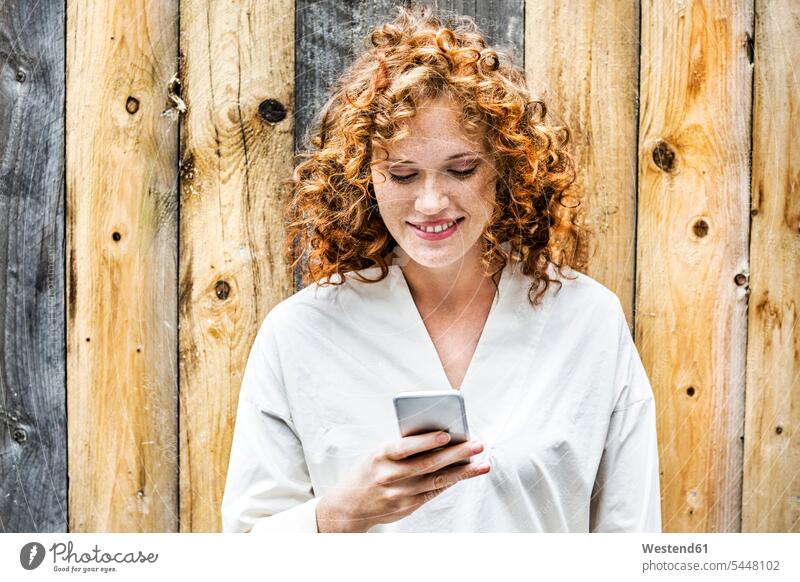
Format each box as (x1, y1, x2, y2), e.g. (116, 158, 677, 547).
(388, 173, 416, 184)
(450, 165, 479, 179)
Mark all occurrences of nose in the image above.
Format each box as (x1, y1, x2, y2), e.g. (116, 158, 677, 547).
(414, 175, 450, 215)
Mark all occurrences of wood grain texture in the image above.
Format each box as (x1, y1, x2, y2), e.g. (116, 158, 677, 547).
(66, 0, 179, 532)
(636, 0, 753, 532)
(179, 0, 295, 532)
(524, 1, 640, 326)
(742, 0, 800, 533)
(0, 0, 66, 532)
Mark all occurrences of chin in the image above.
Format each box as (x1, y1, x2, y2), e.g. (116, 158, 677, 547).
(396, 239, 475, 269)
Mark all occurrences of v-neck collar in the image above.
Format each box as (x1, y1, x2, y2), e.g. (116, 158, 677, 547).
(388, 256, 517, 394)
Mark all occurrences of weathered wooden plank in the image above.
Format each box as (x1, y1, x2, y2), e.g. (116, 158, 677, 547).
(0, 0, 66, 532)
(66, 0, 179, 531)
(636, 0, 753, 532)
(742, 0, 800, 533)
(524, 1, 640, 328)
(179, 0, 295, 532)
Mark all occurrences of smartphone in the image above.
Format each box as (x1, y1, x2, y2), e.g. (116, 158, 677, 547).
(393, 390, 471, 466)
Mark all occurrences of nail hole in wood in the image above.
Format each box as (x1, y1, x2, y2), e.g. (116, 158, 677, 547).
(734, 273, 747, 286)
(112, 232, 121, 241)
(15, 69, 26, 83)
(686, 386, 695, 397)
(776, 426, 783, 435)
(126, 96, 140, 114)
(13, 428, 27, 443)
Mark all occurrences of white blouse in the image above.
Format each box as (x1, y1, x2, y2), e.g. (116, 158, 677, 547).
(221, 254, 662, 533)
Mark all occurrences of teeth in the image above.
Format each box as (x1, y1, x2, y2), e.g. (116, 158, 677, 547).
(419, 221, 455, 233)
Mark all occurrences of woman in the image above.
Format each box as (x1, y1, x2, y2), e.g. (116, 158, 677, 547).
(221, 6, 662, 533)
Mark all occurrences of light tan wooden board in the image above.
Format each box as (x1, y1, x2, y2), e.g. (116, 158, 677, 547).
(742, 0, 800, 533)
(525, 1, 640, 321)
(66, 0, 179, 532)
(637, 1, 753, 532)
(179, 0, 295, 532)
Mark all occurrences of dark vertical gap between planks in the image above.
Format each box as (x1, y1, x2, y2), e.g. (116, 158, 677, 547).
(175, 0, 183, 534)
(738, 0, 758, 533)
(632, 0, 642, 337)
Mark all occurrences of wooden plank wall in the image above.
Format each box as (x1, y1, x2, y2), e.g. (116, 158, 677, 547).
(524, 2, 640, 330)
(742, 0, 800, 533)
(637, 1, 753, 531)
(0, 0, 66, 532)
(1, 0, 798, 533)
(66, 0, 179, 531)
(179, 0, 295, 532)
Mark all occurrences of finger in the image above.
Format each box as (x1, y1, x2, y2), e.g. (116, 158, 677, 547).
(404, 440, 483, 478)
(382, 431, 452, 461)
(409, 460, 491, 496)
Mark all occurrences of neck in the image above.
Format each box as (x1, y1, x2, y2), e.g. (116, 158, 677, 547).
(397, 246, 501, 312)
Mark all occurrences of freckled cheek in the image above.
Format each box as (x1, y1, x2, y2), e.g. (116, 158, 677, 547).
(374, 191, 411, 227)
(460, 184, 495, 219)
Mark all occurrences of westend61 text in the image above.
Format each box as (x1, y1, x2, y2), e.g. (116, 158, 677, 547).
(49, 542, 159, 564)
(642, 543, 708, 554)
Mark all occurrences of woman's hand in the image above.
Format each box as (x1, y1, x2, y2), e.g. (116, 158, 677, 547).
(315, 431, 490, 533)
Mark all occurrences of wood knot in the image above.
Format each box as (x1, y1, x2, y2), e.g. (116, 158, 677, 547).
(692, 219, 709, 237)
(258, 99, 287, 123)
(652, 140, 677, 172)
(215, 280, 231, 300)
(13, 428, 27, 443)
(126, 96, 140, 114)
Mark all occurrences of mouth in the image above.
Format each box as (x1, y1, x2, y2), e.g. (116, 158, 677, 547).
(406, 217, 465, 240)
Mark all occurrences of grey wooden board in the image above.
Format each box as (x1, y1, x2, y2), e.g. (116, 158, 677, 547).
(0, 0, 67, 532)
(294, 0, 524, 289)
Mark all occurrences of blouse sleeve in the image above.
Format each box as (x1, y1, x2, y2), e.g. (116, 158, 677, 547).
(589, 300, 663, 533)
(220, 316, 320, 533)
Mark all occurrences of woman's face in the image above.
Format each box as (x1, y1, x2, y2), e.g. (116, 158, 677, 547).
(370, 96, 497, 269)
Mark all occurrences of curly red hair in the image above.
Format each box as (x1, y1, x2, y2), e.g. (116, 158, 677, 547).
(285, 5, 589, 307)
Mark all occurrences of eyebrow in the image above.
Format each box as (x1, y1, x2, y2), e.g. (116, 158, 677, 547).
(385, 151, 481, 164)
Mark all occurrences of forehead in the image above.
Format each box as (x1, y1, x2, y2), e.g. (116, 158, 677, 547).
(372, 97, 485, 160)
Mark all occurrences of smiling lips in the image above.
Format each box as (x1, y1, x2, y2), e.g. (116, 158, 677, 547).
(407, 217, 464, 240)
